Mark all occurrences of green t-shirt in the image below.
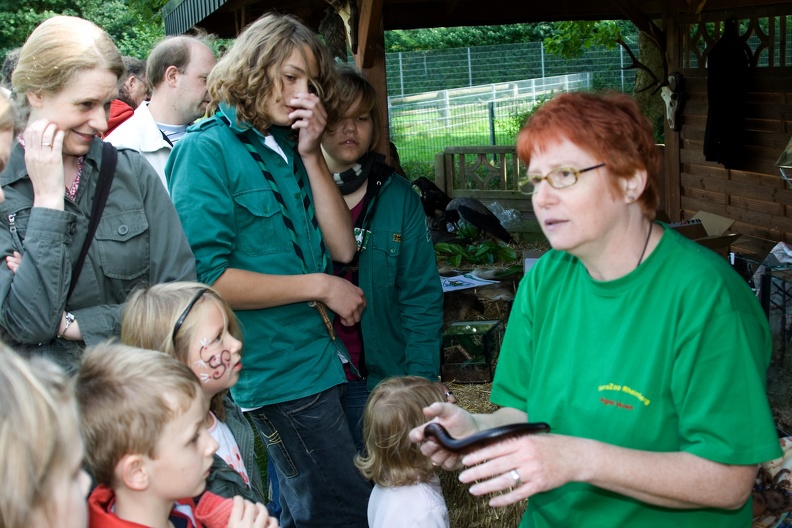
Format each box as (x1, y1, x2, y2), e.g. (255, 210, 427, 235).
(492, 225, 781, 528)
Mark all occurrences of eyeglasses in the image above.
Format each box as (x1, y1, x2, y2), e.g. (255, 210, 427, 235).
(172, 288, 209, 342)
(518, 163, 606, 195)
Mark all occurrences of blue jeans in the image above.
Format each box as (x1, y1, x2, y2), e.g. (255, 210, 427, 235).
(266, 458, 281, 520)
(248, 384, 371, 528)
(343, 378, 370, 454)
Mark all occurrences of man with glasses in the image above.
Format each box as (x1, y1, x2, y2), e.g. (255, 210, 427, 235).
(107, 35, 216, 190)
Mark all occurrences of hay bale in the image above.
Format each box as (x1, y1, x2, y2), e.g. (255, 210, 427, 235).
(440, 469, 525, 528)
(440, 382, 526, 528)
(437, 246, 550, 526)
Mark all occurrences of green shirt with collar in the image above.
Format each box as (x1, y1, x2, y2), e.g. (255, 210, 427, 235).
(166, 103, 349, 408)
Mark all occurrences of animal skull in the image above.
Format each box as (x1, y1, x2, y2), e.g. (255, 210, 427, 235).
(661, 72, 685, 131)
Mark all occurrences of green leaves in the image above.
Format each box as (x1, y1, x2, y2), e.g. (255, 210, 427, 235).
(455, 223, 480, 244)
(0, 8, 68, 59)
(385, 23, 550, 52)
(435, 240, 517, 267)
(543, 20, 632, 59)
(434, 242, 466, 267)
(503, 93, 553, 141)
(384, 21, 636, 58)
(0, 0, 165, 63)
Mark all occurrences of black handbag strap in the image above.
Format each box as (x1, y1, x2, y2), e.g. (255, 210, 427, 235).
(67, 142, 117, 300)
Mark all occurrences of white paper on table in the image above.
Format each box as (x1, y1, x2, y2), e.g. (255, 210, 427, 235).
(441, 273, 499, 293)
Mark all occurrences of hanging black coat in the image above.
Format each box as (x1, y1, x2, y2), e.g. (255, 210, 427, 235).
(703, 19, 752, 169)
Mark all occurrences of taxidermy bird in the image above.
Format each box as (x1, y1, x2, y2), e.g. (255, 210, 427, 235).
(411, 177, 452, 227)
(446, 198, 513, 244)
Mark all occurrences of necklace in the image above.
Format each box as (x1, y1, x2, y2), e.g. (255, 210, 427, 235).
(65, 156, 85, 201)
(636, 222, 653, 267)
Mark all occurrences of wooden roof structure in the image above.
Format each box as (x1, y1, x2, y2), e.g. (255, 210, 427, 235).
(163, 0, 792, 256)
(162, 0, 787, 37)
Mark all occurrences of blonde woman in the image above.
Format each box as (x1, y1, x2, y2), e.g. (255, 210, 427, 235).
(356, 376, 449, 528)
(0, 16, 195, 372)
(0, 343, 91, 527)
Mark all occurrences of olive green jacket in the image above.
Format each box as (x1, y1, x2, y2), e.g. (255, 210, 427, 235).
(205, 395, 266, 504)
(0, 138, 196, 372)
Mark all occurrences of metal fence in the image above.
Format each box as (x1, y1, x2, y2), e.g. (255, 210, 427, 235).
(389, 73, 592, 163)
(385, 41, 639, 170)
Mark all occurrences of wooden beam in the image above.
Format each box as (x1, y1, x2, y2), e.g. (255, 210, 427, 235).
(690, 0, 708, 14)
(353, 10, 390, 161)
(664, 0, 682, 221)
(356, 0, 384, 69)
(380, 0, 666, 30)
(444, 0, 460, 16)
(233, 5, 247, 35)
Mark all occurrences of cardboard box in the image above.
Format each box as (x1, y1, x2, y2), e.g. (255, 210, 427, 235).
(668, 211, 740, 259)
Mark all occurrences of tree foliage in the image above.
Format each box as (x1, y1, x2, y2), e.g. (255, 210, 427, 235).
(540, 20, 664, 141)
(383, 21, 639, 55)
(81, 0, 164, 58)
(0, 0, 164, 66)
(126, 0, 169, 24)
(543, 20, 636, 59)
(385, 23, 553, 52)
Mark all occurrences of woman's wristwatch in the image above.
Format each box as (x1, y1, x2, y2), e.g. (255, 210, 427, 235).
(57, 311, 75, 339)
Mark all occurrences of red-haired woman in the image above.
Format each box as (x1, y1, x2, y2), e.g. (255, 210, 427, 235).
(411, 91, 780, 527)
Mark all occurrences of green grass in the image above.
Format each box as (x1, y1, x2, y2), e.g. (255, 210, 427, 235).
(392, 125, 517, 181)
(390, 99, 541, 181)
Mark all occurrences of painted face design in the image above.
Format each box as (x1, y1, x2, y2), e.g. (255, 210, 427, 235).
(186, 300, 242, 396)
(194, 336, 234, 383)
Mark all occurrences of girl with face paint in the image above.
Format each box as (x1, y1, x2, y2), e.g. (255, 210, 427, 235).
(121, 281, 269, 510)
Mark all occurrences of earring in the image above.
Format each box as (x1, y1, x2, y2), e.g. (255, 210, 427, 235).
(627, 194, 635, 202)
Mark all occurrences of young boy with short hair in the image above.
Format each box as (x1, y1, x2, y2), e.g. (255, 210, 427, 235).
(75, 342, 276, 528)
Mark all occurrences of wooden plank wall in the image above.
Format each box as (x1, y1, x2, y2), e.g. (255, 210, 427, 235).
(678, 69, 792, 257)
(673, 11, 792, 258)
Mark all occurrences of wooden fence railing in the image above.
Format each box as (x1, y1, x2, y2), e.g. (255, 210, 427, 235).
(433, 146, 539, 238)
(433, 144, 668, 240)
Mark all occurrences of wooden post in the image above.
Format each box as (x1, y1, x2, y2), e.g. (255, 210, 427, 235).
(435, 153, 447, 193)
(664, 0, 682, 221)
(352, 0, 390, 162)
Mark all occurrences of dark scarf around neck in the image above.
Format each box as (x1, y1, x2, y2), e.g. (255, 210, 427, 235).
(333, 151, 380, 195)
